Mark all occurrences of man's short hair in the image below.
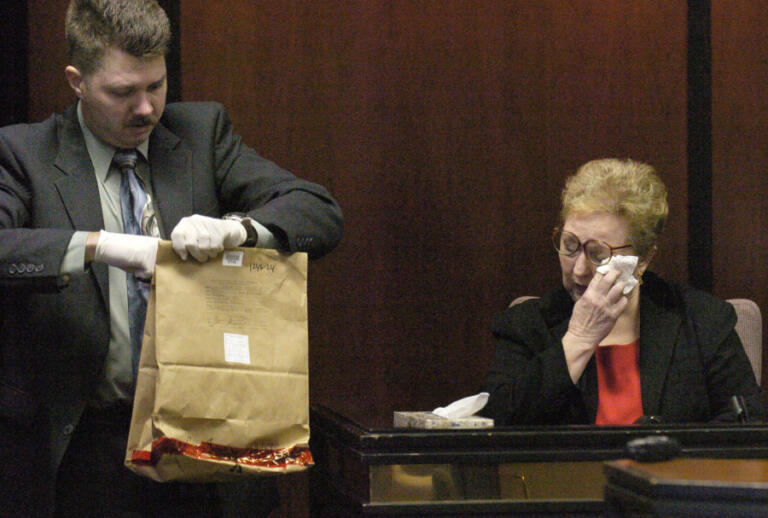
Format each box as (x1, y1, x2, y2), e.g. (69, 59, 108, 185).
(65, 0, 171, 76)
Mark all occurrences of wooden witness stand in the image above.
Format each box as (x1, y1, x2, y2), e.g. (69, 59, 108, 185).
(308, 405, 768, 517)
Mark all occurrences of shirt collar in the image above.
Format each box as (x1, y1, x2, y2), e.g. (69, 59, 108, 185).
(76, 101, 150, 182)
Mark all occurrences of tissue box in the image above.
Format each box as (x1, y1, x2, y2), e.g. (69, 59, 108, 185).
(393, 411, 494, 429)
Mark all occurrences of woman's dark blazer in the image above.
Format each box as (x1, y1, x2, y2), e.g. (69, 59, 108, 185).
(481, 271, 768, 425)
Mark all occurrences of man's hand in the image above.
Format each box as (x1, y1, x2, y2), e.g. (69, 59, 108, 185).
(92, 230, 160, 279)
(170, 214, 246, 261)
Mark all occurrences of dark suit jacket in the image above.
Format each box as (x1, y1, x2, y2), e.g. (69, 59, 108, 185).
(0, 102, 343, 514)
(481, 272, 768, 426)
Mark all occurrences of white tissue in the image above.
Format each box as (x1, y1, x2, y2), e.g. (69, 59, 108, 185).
(596, 254, 639, 294)
(432, 392, 489, 419)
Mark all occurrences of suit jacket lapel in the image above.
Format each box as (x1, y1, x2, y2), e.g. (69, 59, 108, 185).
(639, 294, 682, 415)
(147, 123, 190, 238)
(53, 107, 109, 305)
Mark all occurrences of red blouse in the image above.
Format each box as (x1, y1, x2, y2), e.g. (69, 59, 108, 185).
(595, 341, 643, 425)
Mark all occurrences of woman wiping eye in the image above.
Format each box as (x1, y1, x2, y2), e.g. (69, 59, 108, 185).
(479, 158, 767, 426)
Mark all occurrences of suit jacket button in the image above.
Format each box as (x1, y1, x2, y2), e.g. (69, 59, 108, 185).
(62, 423, 75, 435)
(36, 264, 45, 272)
(8, 264, 17, 274)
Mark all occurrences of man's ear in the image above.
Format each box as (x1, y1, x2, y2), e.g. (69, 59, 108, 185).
(65, 65, 84, 98)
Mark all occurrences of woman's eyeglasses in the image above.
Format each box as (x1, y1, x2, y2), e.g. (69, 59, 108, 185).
(552, 227, 633, 266)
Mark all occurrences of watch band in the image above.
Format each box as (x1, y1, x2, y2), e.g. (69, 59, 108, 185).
(239, 218, 258, 247)
(223, 213, 258, 247)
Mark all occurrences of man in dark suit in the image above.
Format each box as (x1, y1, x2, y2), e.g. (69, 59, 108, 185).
(0, 0, 343, 516)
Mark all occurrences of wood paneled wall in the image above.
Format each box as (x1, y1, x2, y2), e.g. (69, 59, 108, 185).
(19, 0, 703, 414)
(178, 0, 689, 419)
(26, 0, 70, 122)
(22, 1, 691, 417)
(711, 2, 768, 384)
(0, 0, 28, 127)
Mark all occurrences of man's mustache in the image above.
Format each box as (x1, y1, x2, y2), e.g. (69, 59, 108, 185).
(128, 115, 158, 127)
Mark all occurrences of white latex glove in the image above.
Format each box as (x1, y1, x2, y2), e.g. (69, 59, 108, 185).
(94, 230, 160, 279)
(170, 214, 246, 262)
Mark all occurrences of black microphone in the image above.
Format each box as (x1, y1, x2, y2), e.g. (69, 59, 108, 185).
(623, 435, 681, 462)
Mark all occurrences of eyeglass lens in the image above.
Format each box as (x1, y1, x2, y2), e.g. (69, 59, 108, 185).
(554, 230, 611, 265)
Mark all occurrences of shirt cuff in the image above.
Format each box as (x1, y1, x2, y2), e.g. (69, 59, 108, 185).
(62, 231, 91, 273)
(250, 220, 278, 250)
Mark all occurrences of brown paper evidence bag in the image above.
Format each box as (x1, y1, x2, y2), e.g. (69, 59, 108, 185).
(125, 242, 312, 482)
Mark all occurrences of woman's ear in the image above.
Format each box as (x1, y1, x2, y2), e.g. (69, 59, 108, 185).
(636, 246, 657, 277)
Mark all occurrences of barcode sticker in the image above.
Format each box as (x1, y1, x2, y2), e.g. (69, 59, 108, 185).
(222, 251, 244, 267)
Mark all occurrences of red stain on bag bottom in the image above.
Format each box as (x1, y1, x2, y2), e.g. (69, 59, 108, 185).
(131, 438, 313, 468)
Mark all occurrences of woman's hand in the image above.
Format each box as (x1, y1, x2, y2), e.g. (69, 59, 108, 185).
(567, 269, 629, 345)
(562, 269, 628, 383)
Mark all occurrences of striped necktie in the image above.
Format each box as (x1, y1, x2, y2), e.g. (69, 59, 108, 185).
(114, 148, 150, 384)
